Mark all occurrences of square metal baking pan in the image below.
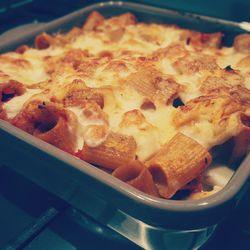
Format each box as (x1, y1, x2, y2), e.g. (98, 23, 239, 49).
(0, 2, 250, 249)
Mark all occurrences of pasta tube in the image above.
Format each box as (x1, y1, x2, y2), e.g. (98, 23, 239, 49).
(112, 160, 159, 197)
(233, 34, 250, 53)
(126, 67, 180, 105)
(51, 79, 104, 108)
(12, 100, 78, 153)
(83, 11, 105, 31)
(145, 133, 212, 198)
(77, 132, 137, 170)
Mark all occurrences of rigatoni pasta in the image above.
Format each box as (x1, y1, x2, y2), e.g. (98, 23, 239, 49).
(77, 132, 137, 170)
(112, 160, 160, 197)
(0, 11, 250, 200)
(146, 133, 212, 198)
(12, 100, 78, 153)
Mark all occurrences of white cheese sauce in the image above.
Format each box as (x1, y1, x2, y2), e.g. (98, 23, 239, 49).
(3, 88, 41, 119)
(68, 106, 107, 150)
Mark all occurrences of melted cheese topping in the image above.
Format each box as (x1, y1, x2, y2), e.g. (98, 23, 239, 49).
(203, 164, 234, 188)
(3, 89, 41, 119)
(0, 12, 249, 196)
(68, 106, 108, 149)
(217, 47, 247, 69)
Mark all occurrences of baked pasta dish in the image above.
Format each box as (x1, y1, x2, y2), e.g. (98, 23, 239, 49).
(0, 11, 250, 200)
